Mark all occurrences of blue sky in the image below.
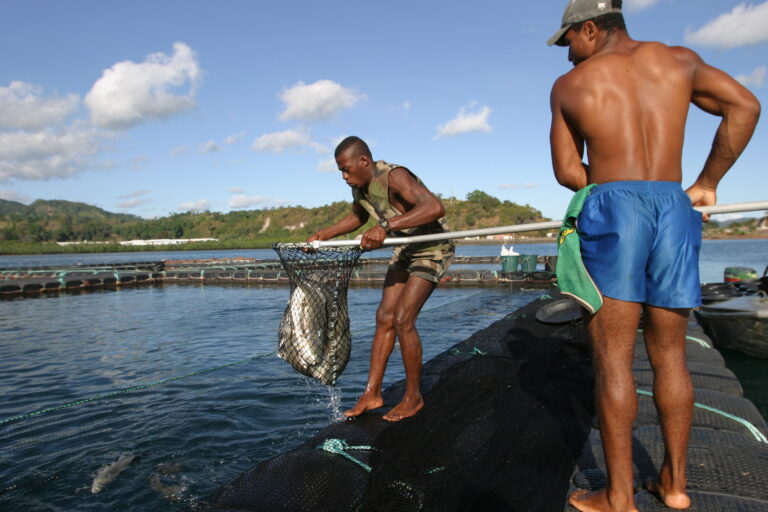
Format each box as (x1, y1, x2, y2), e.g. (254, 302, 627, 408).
(1, 0, 766, 221)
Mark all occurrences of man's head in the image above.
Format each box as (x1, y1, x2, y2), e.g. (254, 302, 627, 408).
(547, 0, 625, 48)
(334, 136, 374, 189)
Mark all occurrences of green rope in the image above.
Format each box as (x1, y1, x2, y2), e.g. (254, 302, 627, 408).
(636, 389, 768, 443)
(0, 353, 275, 427)
(318, 439, 377, 472)
(636, 329, 711, 348)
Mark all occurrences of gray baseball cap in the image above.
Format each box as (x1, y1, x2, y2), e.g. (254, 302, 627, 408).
(547, 0, 623, 46)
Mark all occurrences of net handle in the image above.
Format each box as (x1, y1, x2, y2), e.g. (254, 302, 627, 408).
(308, 200, 768, 248)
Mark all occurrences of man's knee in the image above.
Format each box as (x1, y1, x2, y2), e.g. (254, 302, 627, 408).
(375, 306, 395, 327)
(393, 307, 417, 335)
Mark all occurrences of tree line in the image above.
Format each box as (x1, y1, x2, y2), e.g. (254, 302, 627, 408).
(0, 190, 546, 246)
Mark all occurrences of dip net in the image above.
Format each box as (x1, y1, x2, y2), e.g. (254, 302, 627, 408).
(273, 243, 363, 385)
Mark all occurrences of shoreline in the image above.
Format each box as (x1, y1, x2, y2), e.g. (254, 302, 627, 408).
(1, 233, 766, 256)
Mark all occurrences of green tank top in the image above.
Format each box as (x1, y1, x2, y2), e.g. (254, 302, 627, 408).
(352, 161, 452, 252)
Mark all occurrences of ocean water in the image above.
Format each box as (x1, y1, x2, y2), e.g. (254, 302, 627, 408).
(0, 240, 766, 511)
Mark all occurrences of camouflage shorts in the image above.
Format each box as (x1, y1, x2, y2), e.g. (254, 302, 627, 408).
(388, 242, 455, 284)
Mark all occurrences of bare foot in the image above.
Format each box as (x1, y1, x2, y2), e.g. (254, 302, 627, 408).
(644, 477, 690, 509)
(568, 488, 638, 512)
(383, 394, 423, 422)
(343, 392, 384, 418)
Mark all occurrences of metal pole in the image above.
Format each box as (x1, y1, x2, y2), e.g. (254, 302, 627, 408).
(309, 200, 768, 249)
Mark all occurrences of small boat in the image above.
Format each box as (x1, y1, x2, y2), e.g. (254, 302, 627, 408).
(695, 267, 768, 358)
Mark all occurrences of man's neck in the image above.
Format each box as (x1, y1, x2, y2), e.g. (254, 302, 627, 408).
(594, 30, 633, 56)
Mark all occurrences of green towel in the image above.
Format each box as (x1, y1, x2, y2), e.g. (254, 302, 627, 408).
(555, 184, 603, 314)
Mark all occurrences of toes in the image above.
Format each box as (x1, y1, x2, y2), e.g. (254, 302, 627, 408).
(568, 489, 590, 502)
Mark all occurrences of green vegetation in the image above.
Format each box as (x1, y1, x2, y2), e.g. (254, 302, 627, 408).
(702, 214, 768, 238)
(0, 191, 548, 254)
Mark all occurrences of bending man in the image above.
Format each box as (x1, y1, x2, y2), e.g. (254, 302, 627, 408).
(307, 136, 454, 422)
(548, 1, 760, 510)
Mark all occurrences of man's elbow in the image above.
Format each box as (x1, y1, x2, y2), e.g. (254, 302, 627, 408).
(747, 96, 761, 125)
(432, 201, 446, 220)
(737, 91, 761, 127)
(554, 172, 581, 192)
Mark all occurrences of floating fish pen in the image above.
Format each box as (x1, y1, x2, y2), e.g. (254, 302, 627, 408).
(193, 292, 768, 511)
(0, 257, 557, 299)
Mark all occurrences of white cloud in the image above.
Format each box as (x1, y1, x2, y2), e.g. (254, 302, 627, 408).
(685, 2, 768, 49)
(199, 140, 221, 154)
(85, 42, 202, 130)
(309, 141, 330, 154)
(278, 80, 364, 122)
(176, 199, 210, 212)
(499, 183, 537, 190)
(118, 197, 152, 208)
(0, 124, 104, 181)
(736, 66, 767, 87)
(0, 81, 80, 130)
(0, 189, 33, 204)
(228, 186, 244, 194)
(170, 145, 189, 157)
(118, 189, 151, 199)
(225, 131, 245, 144)
(435, 102, 492, 139)
(130, 155, 149, 169)
(229, 194, 272, 209)
(318, 158, 337, 173)
(624, 0, 662, 11)
(251, 128, 311, 153)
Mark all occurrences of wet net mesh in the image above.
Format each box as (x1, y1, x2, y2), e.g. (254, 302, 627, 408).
(273, 244, 363, 386)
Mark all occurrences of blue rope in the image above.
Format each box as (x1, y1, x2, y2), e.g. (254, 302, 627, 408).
(636, 389, 767, 443)
(636, 329, 711, 348)
(318, 439, 377, 472)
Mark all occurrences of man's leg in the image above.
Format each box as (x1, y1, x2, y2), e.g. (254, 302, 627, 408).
(570, 297, 641, 512)
(383, 275, 437, 421)
(642, 305, 693, 510)
(344, 268, 408, 417)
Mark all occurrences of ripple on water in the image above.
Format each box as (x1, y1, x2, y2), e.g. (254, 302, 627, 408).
(0, 283, 547, 511)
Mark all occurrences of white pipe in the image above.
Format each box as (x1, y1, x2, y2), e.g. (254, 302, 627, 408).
(306, 199, 768, 249)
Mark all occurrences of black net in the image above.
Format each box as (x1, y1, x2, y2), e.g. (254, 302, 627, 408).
(273, 243, 363, 386)
(196, 293, 596, 512)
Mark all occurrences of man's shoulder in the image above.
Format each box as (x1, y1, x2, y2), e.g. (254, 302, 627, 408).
(634, 40, 699, 63)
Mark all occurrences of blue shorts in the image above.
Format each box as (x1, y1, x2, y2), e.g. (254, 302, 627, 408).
(578, 181, 702, 308)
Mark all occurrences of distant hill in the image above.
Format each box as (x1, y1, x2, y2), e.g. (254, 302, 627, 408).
(0, 191, 547, 244)
(0, 199, 28, 215)
(0, 199, 141, 243)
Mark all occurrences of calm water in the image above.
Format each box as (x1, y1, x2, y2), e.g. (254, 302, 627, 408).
(0, 240, 766, 511)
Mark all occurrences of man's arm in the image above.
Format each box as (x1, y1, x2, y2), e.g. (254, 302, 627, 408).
(550, 77, 589, 192)
(359, 167, 445, 249)
(684, 49, 761, 211)
(306, 202, 369, 243)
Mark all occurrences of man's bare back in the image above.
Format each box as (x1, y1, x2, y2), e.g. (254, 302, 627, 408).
(551, 28, 758, 195)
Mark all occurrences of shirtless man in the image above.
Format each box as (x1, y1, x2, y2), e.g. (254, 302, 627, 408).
(307, 136, 454, 421)
(547, 1, 760, 510)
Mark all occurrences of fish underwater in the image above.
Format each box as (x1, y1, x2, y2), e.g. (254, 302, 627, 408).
(278, 276, 351, 385)
(149, 461, 186, 501)
(90, 454, 136, 493)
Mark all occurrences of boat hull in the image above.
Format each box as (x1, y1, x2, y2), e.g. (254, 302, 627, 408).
(695, 296, 768, 358)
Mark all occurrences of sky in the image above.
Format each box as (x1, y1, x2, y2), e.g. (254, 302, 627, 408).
(0, 0, 766, 222)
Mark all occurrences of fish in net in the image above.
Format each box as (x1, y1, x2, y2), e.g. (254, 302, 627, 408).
(273, 244, 363, 385)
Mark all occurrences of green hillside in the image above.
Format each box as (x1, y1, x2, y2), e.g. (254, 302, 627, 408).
(0, 191, 548, 251)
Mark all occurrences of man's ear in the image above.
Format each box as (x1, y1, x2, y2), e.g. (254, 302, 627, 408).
(359, 155, 370, 167)
(583, 20, 598, 41)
